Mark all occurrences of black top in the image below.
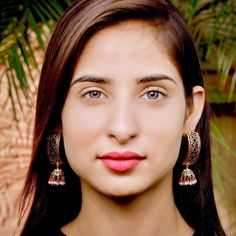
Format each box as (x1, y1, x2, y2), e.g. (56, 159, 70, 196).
(52, 229, 66, 236)
(52, 229, 199, 236)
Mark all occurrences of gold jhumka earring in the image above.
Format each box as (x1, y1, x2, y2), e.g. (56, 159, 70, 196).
(47, 133, 65, 186)
(179, 131, 201, 186)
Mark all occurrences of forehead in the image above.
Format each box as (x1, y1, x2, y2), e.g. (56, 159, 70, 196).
(83, 19, 165, 55)
(73, 19, 181, 84)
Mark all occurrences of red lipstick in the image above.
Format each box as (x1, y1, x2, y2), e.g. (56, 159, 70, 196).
(99, 151, 144, 172)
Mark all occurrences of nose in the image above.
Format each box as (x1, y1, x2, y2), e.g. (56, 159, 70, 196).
(107, 101, 138, 144)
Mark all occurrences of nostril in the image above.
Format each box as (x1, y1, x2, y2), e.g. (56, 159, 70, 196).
(106, 106, 138, 143)
(109, 133, 137, 144)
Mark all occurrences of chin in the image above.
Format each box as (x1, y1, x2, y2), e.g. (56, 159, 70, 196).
(99, 184, 149, 199)
(103, 191, 141, 203)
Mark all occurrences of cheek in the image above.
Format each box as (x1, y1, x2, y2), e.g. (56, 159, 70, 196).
(61, 102, 108, 174)
(139, 99, 186, 168)
(140, 97, 186, 135)
(61, 101, 107, 151)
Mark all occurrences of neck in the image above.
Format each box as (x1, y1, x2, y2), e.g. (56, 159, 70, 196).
(62, 173, 193, 236)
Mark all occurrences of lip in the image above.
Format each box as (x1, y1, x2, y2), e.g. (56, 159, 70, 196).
(98, 151, 145, 172)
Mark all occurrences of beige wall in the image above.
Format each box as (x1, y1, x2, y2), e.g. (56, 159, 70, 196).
(0, 75, 36, 235)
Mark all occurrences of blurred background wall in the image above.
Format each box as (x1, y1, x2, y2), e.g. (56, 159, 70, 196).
(0, 0, 236, 235)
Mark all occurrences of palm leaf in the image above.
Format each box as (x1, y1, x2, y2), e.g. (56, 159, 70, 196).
(0, 0, 72, 120)
(175, 0, 236, 102)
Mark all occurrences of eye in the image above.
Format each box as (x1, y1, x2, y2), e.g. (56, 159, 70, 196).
(142, 90, 166, 100)
(82, 90, 106, 100)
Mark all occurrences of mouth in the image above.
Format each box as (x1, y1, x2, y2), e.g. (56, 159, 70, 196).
(98, 151, 145, 173)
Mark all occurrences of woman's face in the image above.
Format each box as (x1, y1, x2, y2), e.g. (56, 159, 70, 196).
(62, 20, 192, 197)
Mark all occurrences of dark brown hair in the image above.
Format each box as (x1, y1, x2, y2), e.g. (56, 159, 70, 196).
(19, 0, 226, 235)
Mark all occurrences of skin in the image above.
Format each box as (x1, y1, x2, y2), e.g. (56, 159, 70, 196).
(61, 20, 205, 236)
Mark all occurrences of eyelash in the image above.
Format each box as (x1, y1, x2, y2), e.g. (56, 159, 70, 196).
(81, 88, 167, 100)
(82, 89, 106, 100)
(141, 89, 167, 100)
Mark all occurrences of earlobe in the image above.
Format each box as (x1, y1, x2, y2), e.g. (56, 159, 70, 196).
(183, 86, 205, 133)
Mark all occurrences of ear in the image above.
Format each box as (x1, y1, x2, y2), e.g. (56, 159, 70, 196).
(183, 86, 205, 133)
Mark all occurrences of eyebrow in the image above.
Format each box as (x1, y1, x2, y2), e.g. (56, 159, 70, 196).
(136, 75, 177, 85)
(71, 74, 177, 87)
(71, 75, 111, 87)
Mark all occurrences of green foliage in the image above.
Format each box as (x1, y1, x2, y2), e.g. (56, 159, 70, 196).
(0, 0, 72, 120)
(174, 0, 236, 102)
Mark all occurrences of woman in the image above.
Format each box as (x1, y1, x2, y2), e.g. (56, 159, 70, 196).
(19, 0, 226, 235)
